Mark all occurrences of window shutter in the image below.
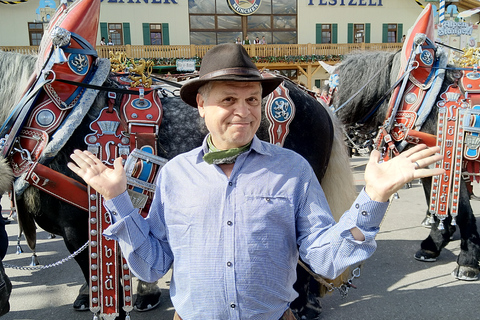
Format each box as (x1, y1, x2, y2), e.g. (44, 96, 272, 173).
(332, 23, 337, 44)
(382, 24, 388, 43)
(348, 23, 353, 43)
(123, 22, 131, 45)
(365, 23, 371, 43)
(100, 22, 108, 42)
(143, 23, 151, 45)
(316, 24, 322, 44)
(162, 23, 170, 45)
(397, 24, 403, 42)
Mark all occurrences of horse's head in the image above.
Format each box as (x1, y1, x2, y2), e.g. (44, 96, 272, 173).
(331, 51, 399, 154)
(333, 51, 398, 128)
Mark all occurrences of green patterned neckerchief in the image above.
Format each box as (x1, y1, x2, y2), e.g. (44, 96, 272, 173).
(203, 135, 251, 165)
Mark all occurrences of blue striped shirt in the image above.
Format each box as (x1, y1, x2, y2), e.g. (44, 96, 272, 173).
(103, 136, 388, 320)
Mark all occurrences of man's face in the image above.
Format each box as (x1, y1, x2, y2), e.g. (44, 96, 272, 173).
(197, 81, 262, 150)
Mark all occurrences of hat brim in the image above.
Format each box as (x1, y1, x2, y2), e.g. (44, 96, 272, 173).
(180, 75, 284, 108)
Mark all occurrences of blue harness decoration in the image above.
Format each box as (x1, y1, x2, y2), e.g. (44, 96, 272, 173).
(265, 82, 296, 147)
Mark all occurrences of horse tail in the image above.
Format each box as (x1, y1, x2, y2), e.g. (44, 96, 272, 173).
(315, 107, 357, 296)
(321, 108, 356, 222)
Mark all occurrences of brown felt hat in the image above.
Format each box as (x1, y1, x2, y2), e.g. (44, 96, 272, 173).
(180, 43, 283, 107)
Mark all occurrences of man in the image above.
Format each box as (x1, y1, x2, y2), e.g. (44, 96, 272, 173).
(68, 43, 444, 320)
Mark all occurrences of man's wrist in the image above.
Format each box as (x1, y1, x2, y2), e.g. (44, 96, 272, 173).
(364, 185, 389, 202)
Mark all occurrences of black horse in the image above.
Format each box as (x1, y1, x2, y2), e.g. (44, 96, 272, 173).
(333, 50, 480, 281)
(0, 49, 356, 319)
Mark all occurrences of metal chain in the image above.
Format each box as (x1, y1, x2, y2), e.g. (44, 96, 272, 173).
(3, 241, 89, 271)
(329, 266, 362, 298)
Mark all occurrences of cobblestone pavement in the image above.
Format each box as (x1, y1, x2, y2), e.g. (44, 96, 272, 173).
(1, 156, 478, 320)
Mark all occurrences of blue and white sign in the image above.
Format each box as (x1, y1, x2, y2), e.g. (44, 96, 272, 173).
(176, 59, 196, 72)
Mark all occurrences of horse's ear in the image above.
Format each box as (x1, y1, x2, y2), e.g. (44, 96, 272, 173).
(319, 61, 338, 75)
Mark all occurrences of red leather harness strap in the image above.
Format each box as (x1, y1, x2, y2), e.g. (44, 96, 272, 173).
(25, 162, 88, 211)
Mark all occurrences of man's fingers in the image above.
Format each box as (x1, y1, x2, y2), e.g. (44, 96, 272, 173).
(414, 153, 443, 169)
(66, 161, 80, 174)
(414, 167, 445, 179)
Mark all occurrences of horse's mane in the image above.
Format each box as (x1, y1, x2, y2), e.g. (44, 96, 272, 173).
(334, 51, 399, 129)
(0, 51, 37, 124)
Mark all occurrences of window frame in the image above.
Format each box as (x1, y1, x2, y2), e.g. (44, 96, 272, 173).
(28, 22, 44, 46)
(108, 23, 123, 46)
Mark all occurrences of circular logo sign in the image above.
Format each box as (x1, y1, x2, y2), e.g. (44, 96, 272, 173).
(228, 0, 262, 16)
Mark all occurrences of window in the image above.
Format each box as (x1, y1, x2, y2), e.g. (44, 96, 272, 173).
(321, 24, 332, 44)
(316, 24, 337, 44)
(188, 0, 296, 45)
(28, 22, 44, 46)
(387, 24, 397, 43)
(108, 23, 123, 46)
(354, 24, 364, 43)
(382, 23, 403, 43)
(150, 24, 163, 45)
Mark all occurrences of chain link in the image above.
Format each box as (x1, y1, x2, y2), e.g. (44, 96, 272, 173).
(330, 266, 362, 298)
(3, 241, 89, 271)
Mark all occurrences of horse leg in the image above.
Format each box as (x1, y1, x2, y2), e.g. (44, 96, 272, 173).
(15, 227, 23, 255)
(134, 280, 162, 312)
(414, 177, 456, 262)
(290, 263, 322, 320)
(451, 181, 480, 281)
(60, 216, 91, 311)
(30, 193, 92, 311)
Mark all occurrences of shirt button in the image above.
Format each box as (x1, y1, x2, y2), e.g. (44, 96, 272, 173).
(228, 182, 233, 186)
(361, 210, 368, 216)
(112, 211, 117, 215)
(230, 303, 236, 308)
(227, 221, 233, 226)
(227, 261, 232, 267)
(355, 203, 359, 209)
(265, 198, 270, 202)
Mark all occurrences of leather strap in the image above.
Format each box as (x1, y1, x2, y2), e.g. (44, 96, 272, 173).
(25, 162, 88, 211)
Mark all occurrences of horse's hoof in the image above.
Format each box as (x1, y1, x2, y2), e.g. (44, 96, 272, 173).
(134, 291, 161, 312)
(451, 266, 480, 281)
(73, 294, 89, 311)
(414, 249, 438, 262)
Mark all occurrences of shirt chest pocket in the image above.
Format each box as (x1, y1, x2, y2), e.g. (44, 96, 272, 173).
(243, 195, 295, 227)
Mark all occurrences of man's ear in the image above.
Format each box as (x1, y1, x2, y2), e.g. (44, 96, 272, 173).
(197, 93, 205, 118)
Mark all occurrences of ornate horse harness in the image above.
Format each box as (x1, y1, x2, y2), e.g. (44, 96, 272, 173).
(362, 35, 480, 231)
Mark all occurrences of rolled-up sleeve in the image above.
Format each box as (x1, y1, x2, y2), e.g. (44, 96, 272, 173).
(103, 191, 173, 282)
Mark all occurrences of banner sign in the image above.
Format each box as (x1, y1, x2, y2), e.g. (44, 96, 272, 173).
(438, 21, 473, 37)
(176, 59, 196, 72)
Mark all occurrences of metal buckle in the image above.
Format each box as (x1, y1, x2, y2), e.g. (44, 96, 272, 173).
(124, 148, 168, 209)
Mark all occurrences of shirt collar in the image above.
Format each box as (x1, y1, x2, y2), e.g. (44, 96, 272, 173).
(198, 135, 271, 163)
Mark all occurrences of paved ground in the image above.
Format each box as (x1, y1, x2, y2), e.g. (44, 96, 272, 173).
(0, 156, 478, 320)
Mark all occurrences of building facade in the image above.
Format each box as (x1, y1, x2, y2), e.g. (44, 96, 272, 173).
(0, 0, 477, 86)
(3, 0, 470, 47)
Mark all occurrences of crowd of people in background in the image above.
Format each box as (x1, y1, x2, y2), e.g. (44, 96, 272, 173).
(236, 35, 267, 45)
